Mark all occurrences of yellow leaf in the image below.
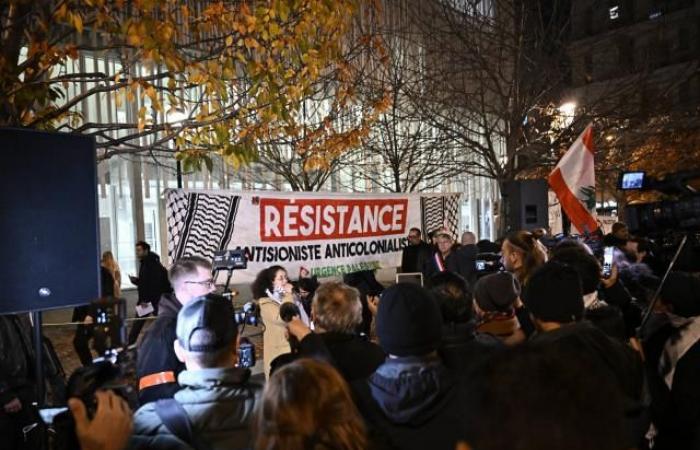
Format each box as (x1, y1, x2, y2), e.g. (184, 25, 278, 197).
(145, 86, 157, 101)
(225, 35, 234, 47)
(73, 14, 83, 34)
(55, 3, 68, 20)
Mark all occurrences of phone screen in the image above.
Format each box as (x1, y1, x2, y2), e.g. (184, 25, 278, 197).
(602, 247, 614, 277)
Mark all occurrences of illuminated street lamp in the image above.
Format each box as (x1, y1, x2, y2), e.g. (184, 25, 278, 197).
(558, 101, 577, 128)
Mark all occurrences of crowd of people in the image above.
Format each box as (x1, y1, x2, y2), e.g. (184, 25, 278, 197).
(2, 223, 700, 450)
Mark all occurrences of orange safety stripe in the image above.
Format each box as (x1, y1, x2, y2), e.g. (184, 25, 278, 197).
(139, 371, 176, 390)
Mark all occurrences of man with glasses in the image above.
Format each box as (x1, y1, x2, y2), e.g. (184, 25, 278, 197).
(136, 256, 215, 405)
(400, 227, 432, 275)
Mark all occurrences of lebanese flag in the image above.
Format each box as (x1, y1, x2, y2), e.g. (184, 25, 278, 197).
(548, 124, 598, 234)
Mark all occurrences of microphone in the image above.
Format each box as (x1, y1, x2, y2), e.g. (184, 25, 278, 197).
(279, 302, 301, 353)
(279, 302, 301, 323)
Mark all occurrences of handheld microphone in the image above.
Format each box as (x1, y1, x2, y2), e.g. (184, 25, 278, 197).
(279, 302, 302, 353)
(279, 302, 301, 323)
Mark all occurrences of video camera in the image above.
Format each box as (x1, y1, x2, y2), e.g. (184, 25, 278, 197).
(475, 253, 503, 277)
(213, 249, 248, 297)
(234, 301, 259, 327)
(619, 171, 700, 234)
(213, 249, 248, 271)
(45, 297, 136, 450)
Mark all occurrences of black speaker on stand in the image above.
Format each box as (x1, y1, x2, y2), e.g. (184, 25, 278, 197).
(502, 179, 549, 233)
(0, 128, 101, 404)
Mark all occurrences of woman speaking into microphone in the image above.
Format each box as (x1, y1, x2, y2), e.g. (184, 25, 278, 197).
(253, 265, 309, 378)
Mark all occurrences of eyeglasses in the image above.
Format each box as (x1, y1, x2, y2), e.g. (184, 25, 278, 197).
(184, 279, 215, 288)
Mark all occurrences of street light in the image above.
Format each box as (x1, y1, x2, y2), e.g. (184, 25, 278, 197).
(556, 101, 577, 129)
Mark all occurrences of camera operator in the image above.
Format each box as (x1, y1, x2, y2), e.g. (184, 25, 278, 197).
(67, 391, 133, 450)
(136, 257, 215, 405)
(0, 313, 43, 450)
(129, 295, 261, 449)
(272, 281, 385, 383)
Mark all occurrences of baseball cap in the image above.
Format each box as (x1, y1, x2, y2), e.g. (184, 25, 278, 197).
(176, 294, 237, 352)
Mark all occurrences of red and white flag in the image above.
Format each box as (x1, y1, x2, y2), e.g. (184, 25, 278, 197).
(548, 124, 598, 234)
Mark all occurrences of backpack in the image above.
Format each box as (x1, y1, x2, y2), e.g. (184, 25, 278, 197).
(155, 399, 211, 450)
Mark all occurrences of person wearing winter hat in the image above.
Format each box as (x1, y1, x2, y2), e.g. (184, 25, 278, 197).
(524, 261, 646, 449)
(351, 283, 466, 450)
(642, 272, 700, 450)
(473, 272, 526, 346)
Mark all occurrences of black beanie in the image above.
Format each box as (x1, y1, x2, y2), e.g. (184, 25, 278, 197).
(522, 261, 584, 323)
(376, 283, 443, 356)
(660, 272, 700, 318)
(474, 272, 521, 312)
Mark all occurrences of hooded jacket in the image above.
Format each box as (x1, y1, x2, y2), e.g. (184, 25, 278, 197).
(352, 355, 466, 450)
(129, 367, 261, 450)
(136, 293, 185, 405)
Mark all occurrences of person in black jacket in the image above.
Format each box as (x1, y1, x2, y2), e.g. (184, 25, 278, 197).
(401, 227, 432, 274)
(458, 231, 479, 286)
(523, 261, 646, 448)
(136, 256, 214, 405)
(424, 233, 474, 286)
(642, 272, 700, 450)
(128, 241, 172, 345)
(430, 271, 501, 375)
(460, 344, 628, 450)
(0, 314, 43, 450)
(351, 283, 467, 450)
(343, 269, 385, 336)
(274, 281, 385, 383)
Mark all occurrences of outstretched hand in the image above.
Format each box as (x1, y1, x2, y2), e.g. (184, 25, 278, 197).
(286, 316, 312, 341)
(601, 264, 619, 289)
(367, 295, 380, 317)
(68, 390, 133, 450)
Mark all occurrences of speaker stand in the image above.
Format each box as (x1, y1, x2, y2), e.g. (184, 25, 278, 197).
(31, 310, 45, 407)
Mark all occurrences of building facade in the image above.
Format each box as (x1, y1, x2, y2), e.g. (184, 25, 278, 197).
(48, 0, 501, 282)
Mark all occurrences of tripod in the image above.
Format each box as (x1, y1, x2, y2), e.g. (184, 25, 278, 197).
(638, 233, 689, 336)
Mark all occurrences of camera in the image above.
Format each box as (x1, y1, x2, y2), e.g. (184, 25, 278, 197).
(44, 297, 136, 450)
(475, 253, 502, 277)
(234, 301, 259, 326)
(620, 170, 700, 234)
(213, 249, 248, 271)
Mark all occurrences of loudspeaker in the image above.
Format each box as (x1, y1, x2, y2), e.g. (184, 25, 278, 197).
(503, 179, 549, 232)
(0, 128, 100, 314)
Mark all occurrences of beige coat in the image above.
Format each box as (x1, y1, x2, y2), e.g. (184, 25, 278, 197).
(259, 292, 294, 378)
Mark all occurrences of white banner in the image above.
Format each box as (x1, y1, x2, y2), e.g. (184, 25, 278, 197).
(166, 190, 461, 281)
